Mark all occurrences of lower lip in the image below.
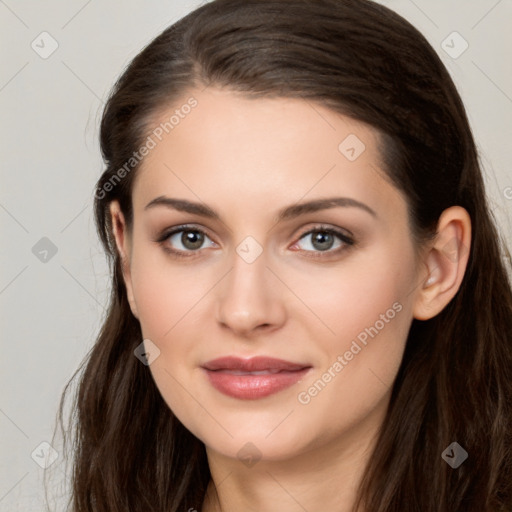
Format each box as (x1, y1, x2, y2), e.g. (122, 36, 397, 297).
(203, 368, 311, 400)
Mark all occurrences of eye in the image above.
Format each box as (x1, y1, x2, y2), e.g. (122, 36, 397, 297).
(291, 226, 354, 256)
(157, 226, 216, 257)
(156, 224, 355, 259)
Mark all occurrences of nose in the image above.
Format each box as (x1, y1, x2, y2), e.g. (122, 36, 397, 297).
(215, 248, 286, 338)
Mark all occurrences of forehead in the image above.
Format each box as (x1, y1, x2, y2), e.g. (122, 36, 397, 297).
(132, 86, 404, 221)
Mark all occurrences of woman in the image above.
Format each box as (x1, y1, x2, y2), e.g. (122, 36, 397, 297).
(57, 0, 512, 510)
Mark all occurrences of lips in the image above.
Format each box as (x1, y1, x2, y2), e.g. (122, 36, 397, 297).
(203, 356, 308, 372)
(201, 356, 311, 400)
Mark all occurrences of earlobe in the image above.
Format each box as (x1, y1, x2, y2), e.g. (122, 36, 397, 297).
(424, 274, 437, 287)
(109, 201, 139, 320)
(413, 206, 471, 321)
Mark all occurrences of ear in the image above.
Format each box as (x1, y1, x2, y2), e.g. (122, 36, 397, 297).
(413, 206, 471, 320)
(109, 200, 139, 319)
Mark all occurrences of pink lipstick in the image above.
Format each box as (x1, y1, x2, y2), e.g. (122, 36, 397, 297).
(202, 356, 311, 400)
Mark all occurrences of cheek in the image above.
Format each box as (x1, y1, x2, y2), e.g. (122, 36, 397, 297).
(129, 252, 209, 424)
(130, 247, 212, 340)
(291, 284, 411, 444)
(286, 244, 414, 350)
(289, 245, 415, 407)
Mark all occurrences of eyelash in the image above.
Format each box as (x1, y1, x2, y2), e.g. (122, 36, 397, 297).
(155, 224, 355, 260)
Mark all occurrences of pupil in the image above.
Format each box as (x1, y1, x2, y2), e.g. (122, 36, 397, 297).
(182, 231, 204, 250)
(312, 231, 333, 251)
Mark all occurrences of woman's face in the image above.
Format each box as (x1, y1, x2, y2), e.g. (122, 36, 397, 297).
(112, 86, 425, 464)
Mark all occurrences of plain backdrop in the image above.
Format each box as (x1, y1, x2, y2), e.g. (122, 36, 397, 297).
(1, 0, 511, 510)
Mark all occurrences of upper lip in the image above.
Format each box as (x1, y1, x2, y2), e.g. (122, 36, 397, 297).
(202, 356, 310, 372)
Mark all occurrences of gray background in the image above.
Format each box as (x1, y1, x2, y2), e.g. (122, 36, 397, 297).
(1, 0, 511, 510)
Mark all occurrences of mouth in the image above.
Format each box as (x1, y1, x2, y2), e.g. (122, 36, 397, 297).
(201, 356, 312, 400)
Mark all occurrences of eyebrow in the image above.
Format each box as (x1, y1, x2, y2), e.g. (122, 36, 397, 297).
(144, 196, 377, 221)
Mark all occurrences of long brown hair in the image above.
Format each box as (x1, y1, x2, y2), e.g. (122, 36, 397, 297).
(55, 0, 512, 510)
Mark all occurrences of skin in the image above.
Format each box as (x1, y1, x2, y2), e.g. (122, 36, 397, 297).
(110, 86, 471, 512)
